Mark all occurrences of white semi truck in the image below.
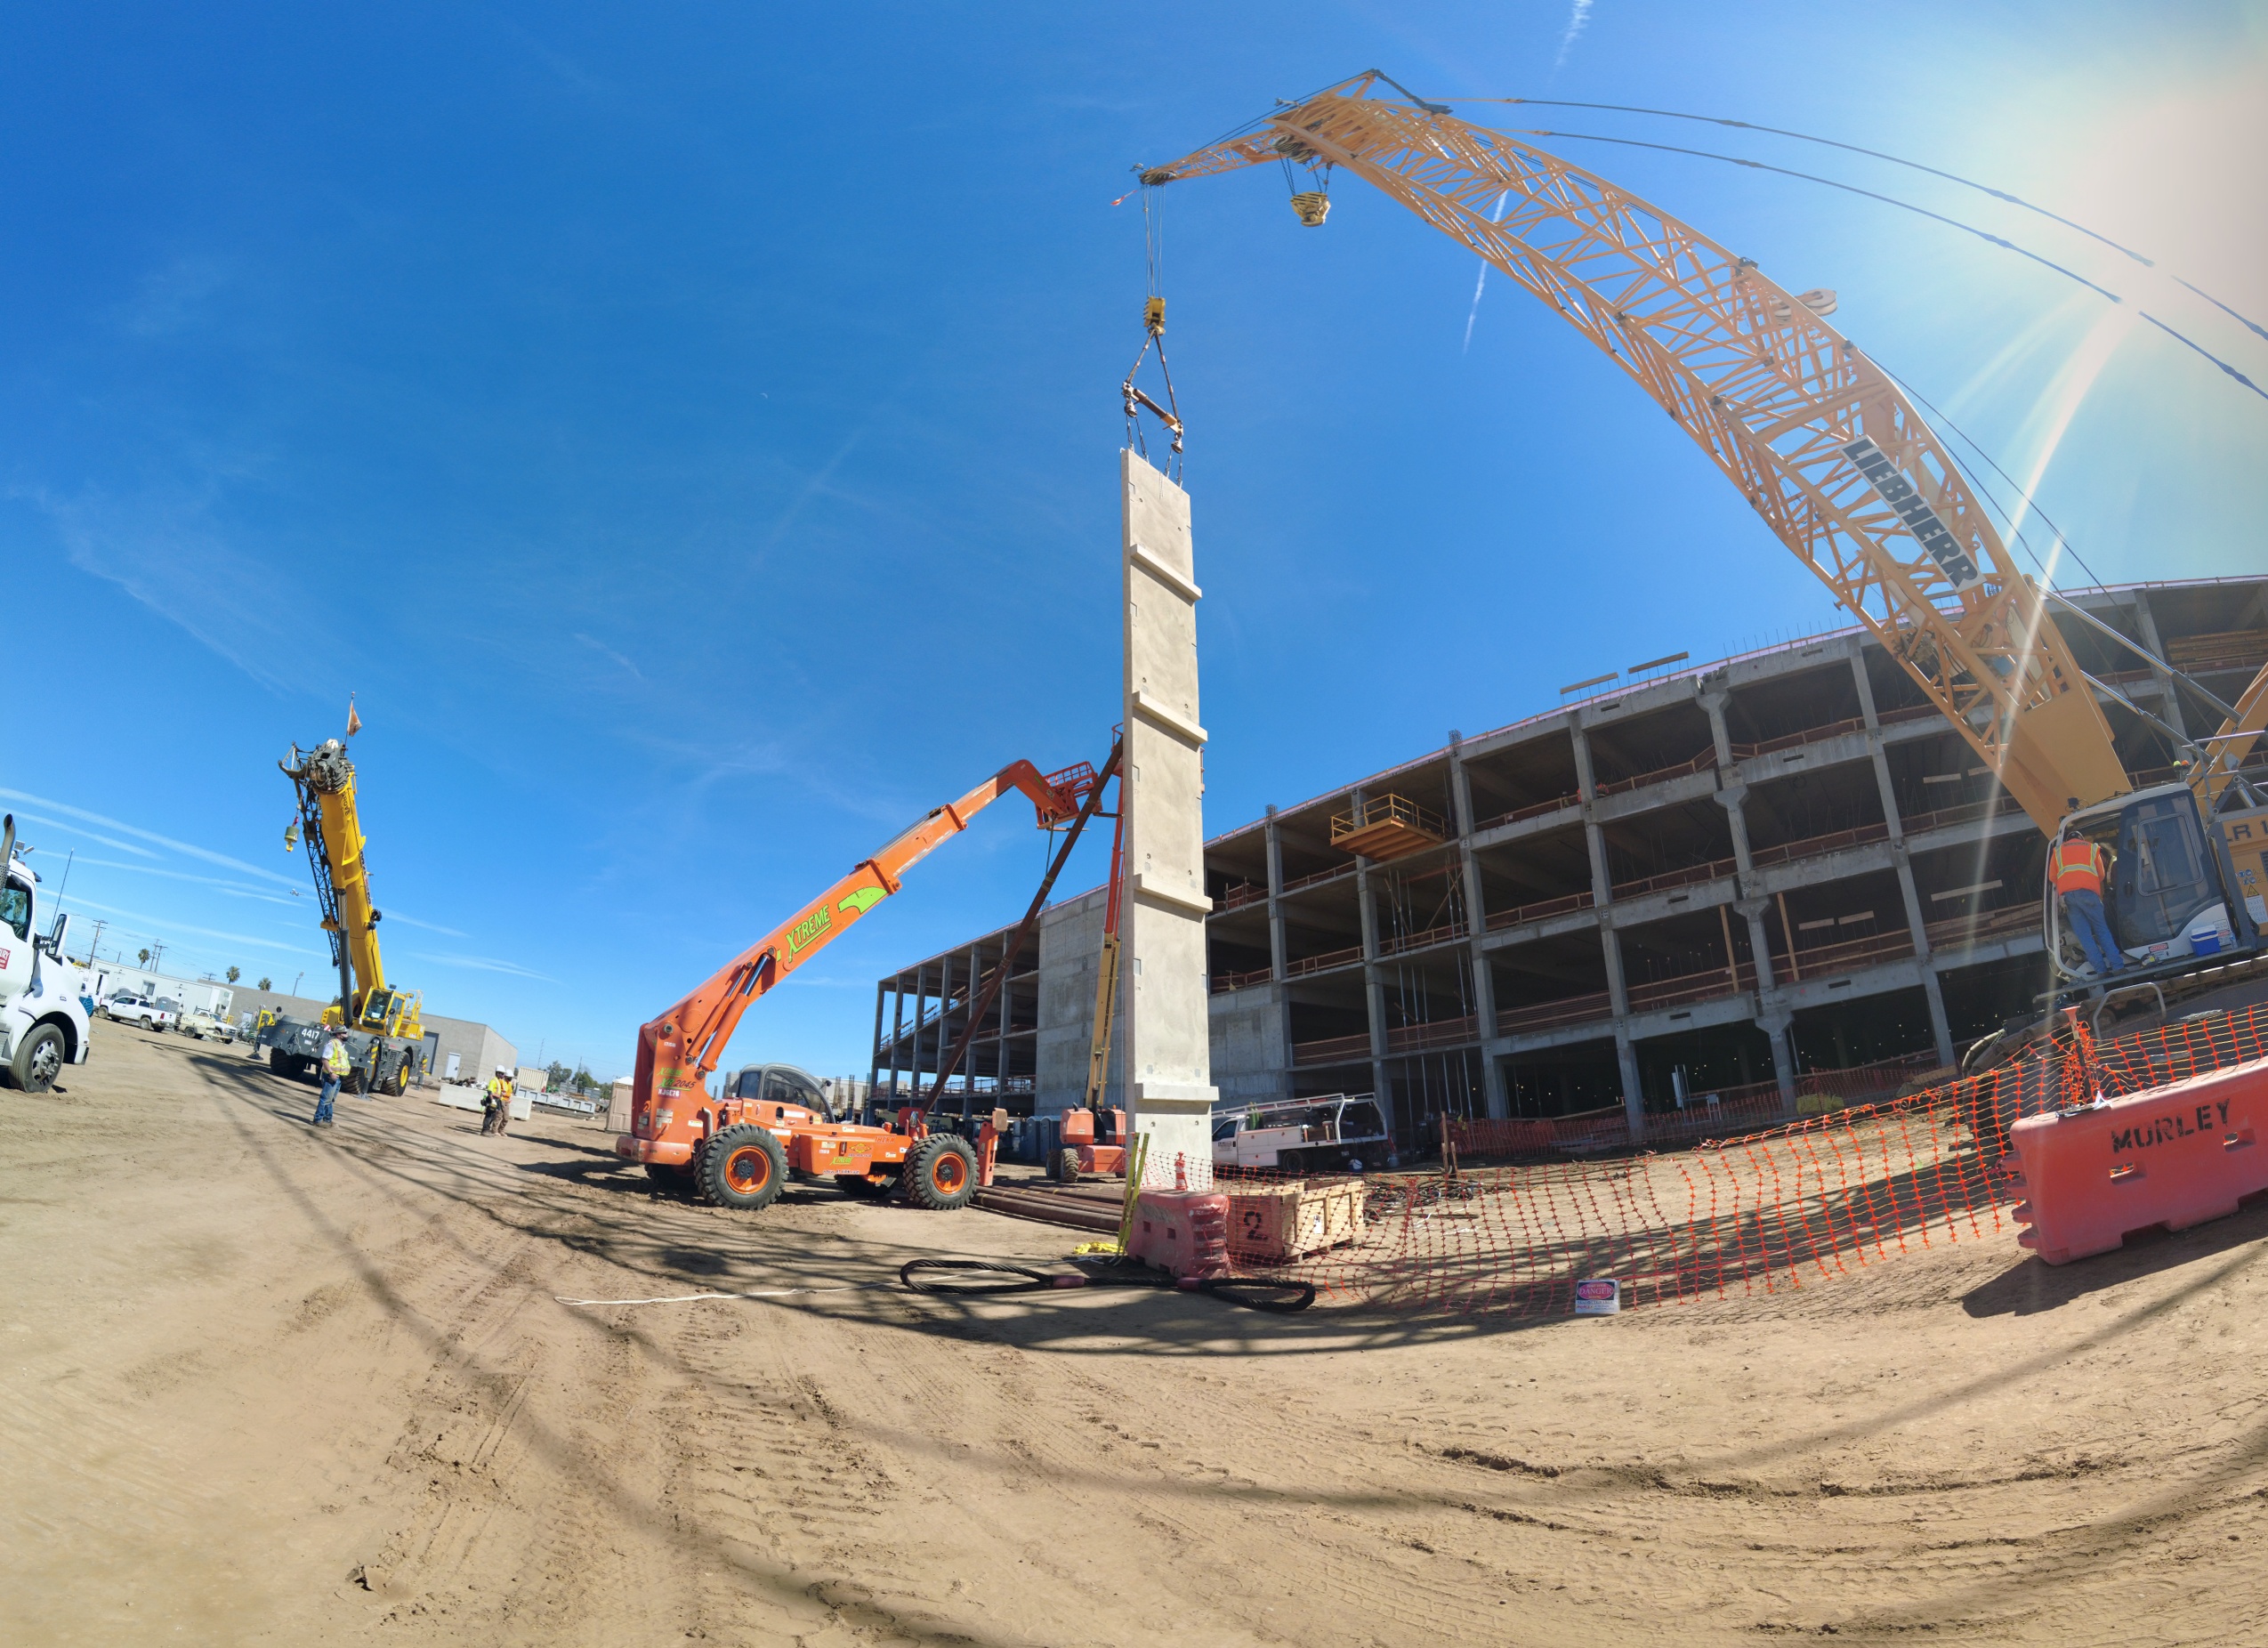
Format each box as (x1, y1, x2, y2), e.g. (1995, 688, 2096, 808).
(0, 816, 94, 1093)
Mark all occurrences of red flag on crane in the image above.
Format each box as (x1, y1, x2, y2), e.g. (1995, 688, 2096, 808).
(345, 695, 362, 738)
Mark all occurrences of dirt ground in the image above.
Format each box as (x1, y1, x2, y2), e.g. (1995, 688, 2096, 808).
(5, 1027, 2267, 1646)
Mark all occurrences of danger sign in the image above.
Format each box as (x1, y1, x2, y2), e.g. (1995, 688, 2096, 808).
(1573, 1278, 1622, 1315)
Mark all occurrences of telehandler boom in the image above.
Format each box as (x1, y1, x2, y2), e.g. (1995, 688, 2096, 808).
(616, 755, 1098, 1209)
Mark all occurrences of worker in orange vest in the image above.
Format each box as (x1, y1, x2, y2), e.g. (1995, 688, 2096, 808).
(2054, 833, 2124, 978)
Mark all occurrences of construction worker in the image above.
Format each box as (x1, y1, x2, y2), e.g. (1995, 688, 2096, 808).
(313, 1029, 351, 1127)
(2054, 830, 2125, 979)
(481, 1066, 514, 1135)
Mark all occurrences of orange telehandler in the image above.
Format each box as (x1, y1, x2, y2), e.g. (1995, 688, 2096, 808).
(615, 755, 1102, 1212)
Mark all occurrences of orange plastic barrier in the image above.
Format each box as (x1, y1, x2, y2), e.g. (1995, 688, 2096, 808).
(1127, 1188, 1230, 1280)
(2006, 1057, 2268, 1264)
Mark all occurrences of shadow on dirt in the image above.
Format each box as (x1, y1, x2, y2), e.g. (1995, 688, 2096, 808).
(1960, 1195, 2268, 1317)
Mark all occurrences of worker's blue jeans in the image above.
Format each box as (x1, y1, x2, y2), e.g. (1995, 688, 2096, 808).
(2063, 888, 2124, 977)
(315, 1076, 339, 1125)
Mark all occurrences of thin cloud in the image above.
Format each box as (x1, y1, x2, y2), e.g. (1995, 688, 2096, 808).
(0, 788, 302, 887)
(57, 895, 327, 957)
(382, 911, 470, 938)
(1554, 0, 1595, 70)
(413, 952, 556, 982)
(8, 812, 161, 860)
(759, 424, 868, 558)
(16, 483, 305, 693)
(63, 856, 304, 907)
(574, 633, 645, 681)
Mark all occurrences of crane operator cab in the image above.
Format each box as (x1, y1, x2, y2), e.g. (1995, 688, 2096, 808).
(2046, 782, 2261, 993)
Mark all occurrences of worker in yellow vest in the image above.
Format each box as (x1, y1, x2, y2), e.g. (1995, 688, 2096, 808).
(2053, 833, 2124, 978)
(313, 1030, 352, 1127)
(481, 1067, 515, 1135)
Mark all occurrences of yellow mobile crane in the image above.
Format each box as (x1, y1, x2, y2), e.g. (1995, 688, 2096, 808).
(269, 738, 427, 1095)
(1143, 76, 2268, 1047)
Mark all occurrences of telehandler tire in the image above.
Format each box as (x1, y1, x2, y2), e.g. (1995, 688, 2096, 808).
(907, 1135, 978, 1210)
(703, 1125, 787, 1211)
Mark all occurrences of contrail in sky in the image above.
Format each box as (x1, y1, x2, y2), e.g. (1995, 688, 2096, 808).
(1462, 193, 1511, 352)
(1554, 0, 1595, 70)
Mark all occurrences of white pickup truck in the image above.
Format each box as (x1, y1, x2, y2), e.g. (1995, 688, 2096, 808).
(178, 1006, 234, 1041)
(1, 816, 95, 1093)
(104, 993, 177, 1032)
(1211, 1093, 1394, 1174)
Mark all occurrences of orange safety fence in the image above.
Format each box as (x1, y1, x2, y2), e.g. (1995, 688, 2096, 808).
(1216, 998, 2268, 1320)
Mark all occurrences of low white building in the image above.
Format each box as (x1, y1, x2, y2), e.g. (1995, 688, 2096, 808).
(88, 966, 234, 1020)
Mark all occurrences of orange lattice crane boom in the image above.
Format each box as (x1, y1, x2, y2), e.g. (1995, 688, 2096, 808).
(1142, 73, 2132, 835)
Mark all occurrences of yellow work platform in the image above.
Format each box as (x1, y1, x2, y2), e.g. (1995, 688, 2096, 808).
(1329, 794, 1446, 863)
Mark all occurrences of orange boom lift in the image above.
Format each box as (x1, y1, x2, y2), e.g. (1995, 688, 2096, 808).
(617, 754, 1106, 1212)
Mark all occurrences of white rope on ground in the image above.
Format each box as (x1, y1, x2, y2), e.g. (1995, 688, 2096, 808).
(553, 1286, 861, 1306)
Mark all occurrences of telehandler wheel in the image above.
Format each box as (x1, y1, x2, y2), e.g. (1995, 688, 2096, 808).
(907, 1135, 978, 1211)
(1053, 1148, 1083, 1186)
(7, 1023, 66, 1092)
(703, 1125, 787, 1211)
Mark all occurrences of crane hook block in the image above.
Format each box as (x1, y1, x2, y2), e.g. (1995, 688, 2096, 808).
(1289, 190, 1330, 227)
(1143, 295, 1165, 335)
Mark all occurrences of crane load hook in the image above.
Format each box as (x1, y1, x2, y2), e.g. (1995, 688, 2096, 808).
(1122, 181, 1183, 480)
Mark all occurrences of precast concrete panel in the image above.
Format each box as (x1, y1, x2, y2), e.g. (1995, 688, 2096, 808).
(1121, 450, 1217, 1186)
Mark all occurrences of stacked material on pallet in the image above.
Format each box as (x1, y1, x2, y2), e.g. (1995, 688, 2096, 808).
(972, 1175, 1127, 1233)
(1226, 1180, 1361, 1264)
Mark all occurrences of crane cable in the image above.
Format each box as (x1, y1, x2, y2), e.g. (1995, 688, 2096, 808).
(1447, 94, 2268, 351)
(1861, 351, 2252, 738)
(1394, 87, 2262, 691)
(1486, 125, 2265, 404)
(1122, 183, 1185, 477)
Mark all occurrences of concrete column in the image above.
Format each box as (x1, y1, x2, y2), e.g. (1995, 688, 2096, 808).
(2133, 591, 2189, 740)
(932, 955, 950, 1103)
(866, 981, 886, 1109)
(1700, 689, 1759, 877)
(1264, 805, 1288, 983)
(1449, 735, 1508, 1119)
(993, 937, 1012, 1107)
(1852, 650, 1956, 1066)
(1571, 718, 1643, 1143)
(969, 941, 983, 1103)
(904, 968, 924, 1099)
(1760, 1006, 1799, 1114)
(1351, 786, 1393, 1135)
(1120, 449, 1218, 1186)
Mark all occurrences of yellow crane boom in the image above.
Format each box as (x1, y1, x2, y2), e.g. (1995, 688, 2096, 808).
(1142, 73, 2135, 834)
(284, 739, 423, 1048)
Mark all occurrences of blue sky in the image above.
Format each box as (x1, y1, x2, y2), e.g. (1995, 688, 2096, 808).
(5, 3, 2264, 1080)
